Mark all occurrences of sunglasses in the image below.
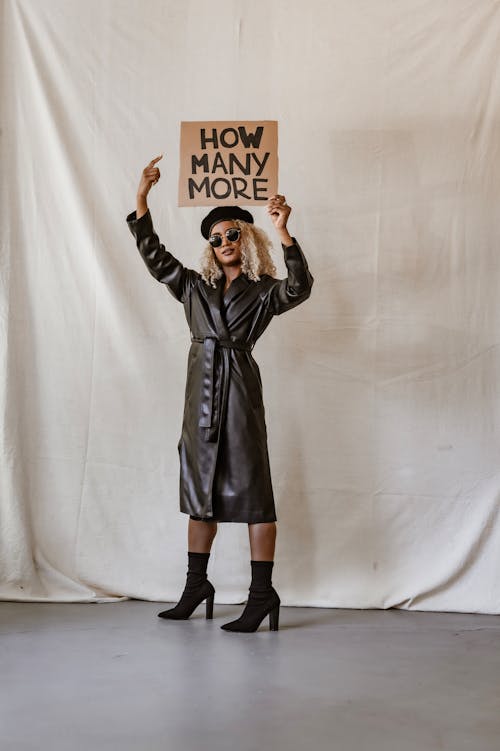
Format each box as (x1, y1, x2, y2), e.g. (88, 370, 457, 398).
(208, 228, 241, 248)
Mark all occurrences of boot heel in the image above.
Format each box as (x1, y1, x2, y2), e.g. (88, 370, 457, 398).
(205, 592, 214, 620)
(269, 605, 280, 631)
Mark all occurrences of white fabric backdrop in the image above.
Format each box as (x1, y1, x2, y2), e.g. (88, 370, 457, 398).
(2, 0, 500, 611)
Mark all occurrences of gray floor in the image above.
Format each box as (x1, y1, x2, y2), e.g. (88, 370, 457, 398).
(1, 601, 499, 751)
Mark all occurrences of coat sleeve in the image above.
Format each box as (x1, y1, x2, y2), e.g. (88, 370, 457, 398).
(264, 239, 314, 316)
(126, 209, 200, 303)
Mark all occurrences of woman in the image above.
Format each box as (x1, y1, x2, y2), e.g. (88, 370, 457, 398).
(127, 155, 313, 632)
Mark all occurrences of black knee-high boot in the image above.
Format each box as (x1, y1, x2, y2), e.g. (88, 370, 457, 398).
(221, 560, 280, 632)
(158, 552, 215, 620)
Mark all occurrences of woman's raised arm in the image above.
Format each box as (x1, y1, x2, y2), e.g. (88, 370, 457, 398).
(265, 195, 314, 315)
(127, 155, 199, 302)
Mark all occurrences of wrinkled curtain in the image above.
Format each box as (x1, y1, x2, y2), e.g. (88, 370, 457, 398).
(1, 0, 500, 612)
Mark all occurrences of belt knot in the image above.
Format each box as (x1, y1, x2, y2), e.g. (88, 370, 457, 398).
(192, 336, 254, 439)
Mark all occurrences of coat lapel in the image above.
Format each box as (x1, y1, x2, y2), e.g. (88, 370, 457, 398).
(223, 272, 250, 306)
(204, 273, 251, 338)
(205, 276, 230, 339)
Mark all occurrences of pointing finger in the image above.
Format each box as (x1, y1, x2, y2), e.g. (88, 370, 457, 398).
(149, 154, 163, 166)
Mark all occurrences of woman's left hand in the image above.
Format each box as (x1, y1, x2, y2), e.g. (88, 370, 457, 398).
(267, 195, 291, 230)
(267, 195, 293, 246)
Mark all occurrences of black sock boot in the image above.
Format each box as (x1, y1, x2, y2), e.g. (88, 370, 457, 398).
(158, 552, 215, 620)
(221, 560, 280, 632)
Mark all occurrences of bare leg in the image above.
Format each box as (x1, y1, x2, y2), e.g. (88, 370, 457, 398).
(188, 518, 218, 553)
(248, 522, 277, 561)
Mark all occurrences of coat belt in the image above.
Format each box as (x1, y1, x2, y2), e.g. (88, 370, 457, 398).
(191, 336, 254, 438)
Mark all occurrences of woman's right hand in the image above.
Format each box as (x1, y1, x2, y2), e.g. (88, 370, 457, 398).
(136, 154, 163, 218)
(137, 154, 163, 198)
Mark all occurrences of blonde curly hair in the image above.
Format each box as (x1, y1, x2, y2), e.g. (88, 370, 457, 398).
(199, 219, 277, 287)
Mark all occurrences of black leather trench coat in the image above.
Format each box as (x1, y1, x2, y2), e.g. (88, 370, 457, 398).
(126, 209, 313, 522)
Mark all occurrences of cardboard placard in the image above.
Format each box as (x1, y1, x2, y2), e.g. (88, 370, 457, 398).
(178, 120, 278, 206)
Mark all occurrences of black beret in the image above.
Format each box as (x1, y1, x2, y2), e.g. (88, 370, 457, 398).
(201, 206, 254, 239)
